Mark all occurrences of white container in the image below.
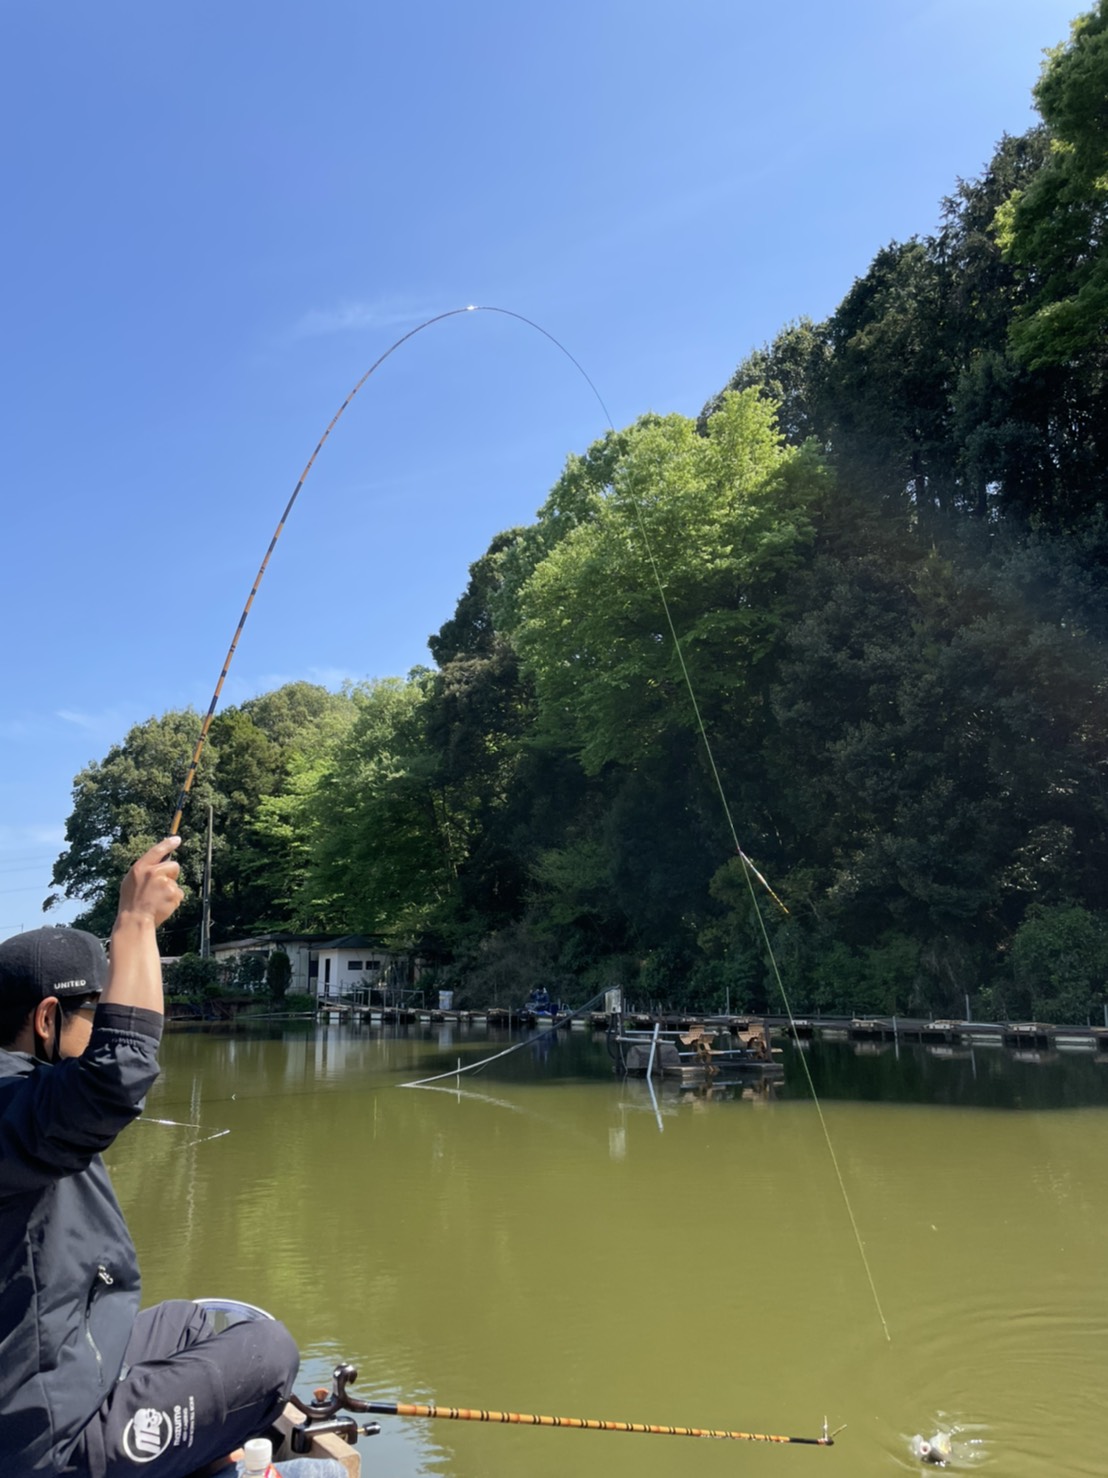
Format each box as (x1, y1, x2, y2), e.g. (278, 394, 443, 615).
(242, 1436, 274, 1475)
(438, 990, 454, 1011)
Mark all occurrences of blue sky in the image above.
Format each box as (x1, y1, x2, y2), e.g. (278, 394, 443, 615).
(0, 0, 1081, 939)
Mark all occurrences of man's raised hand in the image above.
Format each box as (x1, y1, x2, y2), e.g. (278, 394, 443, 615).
(116, 837, 184, 929)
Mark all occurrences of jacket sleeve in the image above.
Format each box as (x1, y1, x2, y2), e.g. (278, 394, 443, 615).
(0, 1004, 162, 1200)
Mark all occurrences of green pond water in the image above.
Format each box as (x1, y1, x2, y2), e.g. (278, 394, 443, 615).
(107, 1022, 1108, 1478)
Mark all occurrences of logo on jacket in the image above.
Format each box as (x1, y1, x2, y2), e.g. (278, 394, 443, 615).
(121, 1407, 173, 1462)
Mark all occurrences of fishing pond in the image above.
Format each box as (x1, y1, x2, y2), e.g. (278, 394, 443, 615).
(108, 1022, 1108, 1477)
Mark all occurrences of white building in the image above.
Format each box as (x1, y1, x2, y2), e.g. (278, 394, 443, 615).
(210, 931, 423, 1004)
(315, 934, 411, 1003)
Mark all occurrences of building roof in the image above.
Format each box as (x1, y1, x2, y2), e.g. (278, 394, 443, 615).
(319, 934, 389, 950)
(211, 932, 332, 952)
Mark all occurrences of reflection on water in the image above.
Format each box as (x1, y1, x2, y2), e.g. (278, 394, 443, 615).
(793, 1034, 1108, 1111)
(106, 1023, 1108, 1478)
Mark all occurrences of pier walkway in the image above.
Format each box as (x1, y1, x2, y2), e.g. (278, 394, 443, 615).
(311, 1002, 1108, 1055)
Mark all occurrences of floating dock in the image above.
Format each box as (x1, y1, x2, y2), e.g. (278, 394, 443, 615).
(773, 1015, 1108, 1054)
(308, 1003, 1108, 1057)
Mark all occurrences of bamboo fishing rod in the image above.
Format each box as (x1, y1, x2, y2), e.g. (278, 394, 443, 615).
(367, 1400, 839, 1446)
(165, 304, 782, 916)
(292, 1367, 840, 1449)
(291, 1365, 841, 1452)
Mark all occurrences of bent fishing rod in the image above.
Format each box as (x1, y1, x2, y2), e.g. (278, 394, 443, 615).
(287, 1362, 841, 1452)
(167, 305, 610, 837)
(164, 303, 888, 1343)
(165, 303, 785, 920)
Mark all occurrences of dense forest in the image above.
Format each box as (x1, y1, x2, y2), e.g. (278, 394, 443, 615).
(49, 5, 1108, 1022)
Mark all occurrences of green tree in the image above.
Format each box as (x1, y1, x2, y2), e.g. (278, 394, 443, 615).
(47, 708, 217, 952)
(702, 319, 831, 446)
(1011, 904, 1108, 1023)
(421, 531, 545, 935)
(164, 952, 221, 999)
(997, 2, 1108, 369)
(763, 526, 1108, 1011)
(511, 392, 825, 774)
(235, 953, 266, 993)
(48, 684, 355, 951)
(266, 948, 292, 1003)
(211, 684, 355, 935)
(490, 429, 630, 636)
(707, 112, 1108, 529)
(294, 676, 460, 942)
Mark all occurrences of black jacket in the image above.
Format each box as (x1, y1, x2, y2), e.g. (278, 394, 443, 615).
(0, 1004, 161, 1473)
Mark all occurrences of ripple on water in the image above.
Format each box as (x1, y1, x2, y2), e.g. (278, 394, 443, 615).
(869, 1293, 1107, 1474)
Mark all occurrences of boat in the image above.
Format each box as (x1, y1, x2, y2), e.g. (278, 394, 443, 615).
(522, 986, 566, 1024)
(608, 1018, 784, 1083)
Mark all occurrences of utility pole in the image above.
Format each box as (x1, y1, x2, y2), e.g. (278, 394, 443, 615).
(199, 804, 213, 959)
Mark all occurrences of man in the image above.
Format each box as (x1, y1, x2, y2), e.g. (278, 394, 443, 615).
(0, 839, 301, 1477)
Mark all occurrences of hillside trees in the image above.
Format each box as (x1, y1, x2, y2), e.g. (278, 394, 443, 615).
(490, 393, 829, 1001)
(709, 21, 1107, 530)
(757, 535, 1108, 1014)
(275, 676, 455, 941)
(511, 394, 825, 773)
(47, 683, 353, 953)
(47, 707, 219, 950)
(424, 531, 540, 935)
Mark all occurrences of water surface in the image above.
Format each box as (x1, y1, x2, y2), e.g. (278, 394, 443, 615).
(108, 1023, 1108, 1477)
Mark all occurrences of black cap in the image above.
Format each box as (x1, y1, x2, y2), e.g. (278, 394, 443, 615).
(0, 927, 108, 1004)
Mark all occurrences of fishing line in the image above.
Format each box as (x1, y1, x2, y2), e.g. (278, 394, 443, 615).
(399, 989, 608, 1088)
(741, 870, 891, 1341)
(136, 1115, 232, 1146)
(607, 395, 892, 1340)
(167, 302, 888, 1339)
(632, 530, 893, 1334)
(408, 1084, 527, 1113)
(401, 1084, 612, 1153)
